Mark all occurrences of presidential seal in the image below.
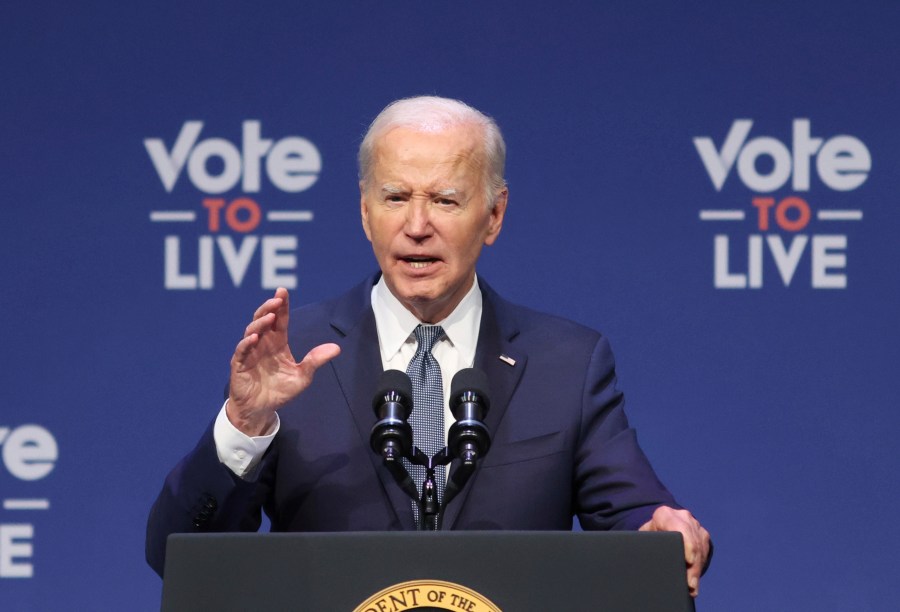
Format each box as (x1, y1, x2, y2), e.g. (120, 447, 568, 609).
(353, 579, 502, 612)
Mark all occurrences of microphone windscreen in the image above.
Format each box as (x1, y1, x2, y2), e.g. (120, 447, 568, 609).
(372, 369, 413, 407)
(450, 368, 491, 410)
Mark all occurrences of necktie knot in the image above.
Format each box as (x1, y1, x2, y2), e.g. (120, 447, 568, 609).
(413, 324, 444, 355)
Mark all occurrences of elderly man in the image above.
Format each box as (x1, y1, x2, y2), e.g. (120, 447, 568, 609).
(147, 96, 711, 596)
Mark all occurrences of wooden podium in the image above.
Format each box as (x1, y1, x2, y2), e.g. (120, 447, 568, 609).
(161, 531, 694, 611)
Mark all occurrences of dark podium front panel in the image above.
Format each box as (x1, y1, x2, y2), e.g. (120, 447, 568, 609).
(161, 531, 694, 611)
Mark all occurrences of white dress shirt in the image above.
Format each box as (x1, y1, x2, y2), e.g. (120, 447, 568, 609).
(214, 276, 483, 477)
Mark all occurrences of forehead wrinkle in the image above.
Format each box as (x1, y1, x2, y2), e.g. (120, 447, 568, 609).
(371, 129, 486, 199)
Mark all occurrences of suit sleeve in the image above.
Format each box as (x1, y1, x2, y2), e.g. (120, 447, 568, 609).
(145, 420, 272, 577)
(573, 335, 679, 531)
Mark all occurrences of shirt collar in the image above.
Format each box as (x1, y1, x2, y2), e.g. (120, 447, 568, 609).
(371, 275, 482, 365)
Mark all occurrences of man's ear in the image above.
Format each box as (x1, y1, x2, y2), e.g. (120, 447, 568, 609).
(484, 188, 508, 246)
(360, 182, 373, 241)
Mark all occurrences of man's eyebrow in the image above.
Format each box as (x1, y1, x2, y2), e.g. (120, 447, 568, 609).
(379, 185, 465, 198)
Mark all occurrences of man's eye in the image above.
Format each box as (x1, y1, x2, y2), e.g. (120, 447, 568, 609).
(436, 198, 458, 206)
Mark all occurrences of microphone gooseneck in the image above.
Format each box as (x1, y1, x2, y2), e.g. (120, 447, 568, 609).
(368, 366, 494, 530)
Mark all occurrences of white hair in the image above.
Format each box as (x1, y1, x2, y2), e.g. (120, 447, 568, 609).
(358, 96, 507, 209)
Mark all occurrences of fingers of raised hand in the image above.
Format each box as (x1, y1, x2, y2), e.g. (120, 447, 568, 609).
(251, 289, 291, 332)
(252, 296, 283, 321)
(233, 311, 281, 371)
(244, 311, 277, 339)
(231, 331, 265, 370)
(298, 343, 342, 377)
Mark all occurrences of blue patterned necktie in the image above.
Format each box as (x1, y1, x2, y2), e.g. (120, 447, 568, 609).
(405, 324, 446, 529)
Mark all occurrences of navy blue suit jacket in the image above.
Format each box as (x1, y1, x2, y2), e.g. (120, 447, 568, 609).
(146, 276, 677, 576)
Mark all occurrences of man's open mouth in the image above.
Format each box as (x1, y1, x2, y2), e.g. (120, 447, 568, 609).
(402, 257, 439, 269)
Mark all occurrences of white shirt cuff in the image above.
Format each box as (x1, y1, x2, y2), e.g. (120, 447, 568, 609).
(213, 400, 279, 478)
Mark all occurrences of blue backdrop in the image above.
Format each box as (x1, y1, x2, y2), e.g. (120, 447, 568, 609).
(2, 1, 898, 609)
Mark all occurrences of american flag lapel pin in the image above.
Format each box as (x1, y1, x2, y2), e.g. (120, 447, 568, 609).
(499, 354, 516, 367)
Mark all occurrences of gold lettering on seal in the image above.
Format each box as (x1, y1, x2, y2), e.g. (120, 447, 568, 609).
(353, 579, 502, 612)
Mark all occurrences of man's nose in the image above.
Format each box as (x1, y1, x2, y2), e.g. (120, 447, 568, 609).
(404, 200, 433, 238)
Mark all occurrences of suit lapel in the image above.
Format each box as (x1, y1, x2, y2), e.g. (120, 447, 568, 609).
(442, 282, 527, 529)
(328, 275, 415, 528)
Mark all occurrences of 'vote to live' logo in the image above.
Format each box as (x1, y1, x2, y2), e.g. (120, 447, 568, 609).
(694, 119, 868, 289)
(1, 424, 58, 579)
(144, 120, 322, 290)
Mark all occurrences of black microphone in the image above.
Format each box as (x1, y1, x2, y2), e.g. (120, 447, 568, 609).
(369, 369, 414, 463)
(448, 368, 492, 465)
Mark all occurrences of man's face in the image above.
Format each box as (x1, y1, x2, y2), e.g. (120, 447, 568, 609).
(360, 125, 507, 323)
